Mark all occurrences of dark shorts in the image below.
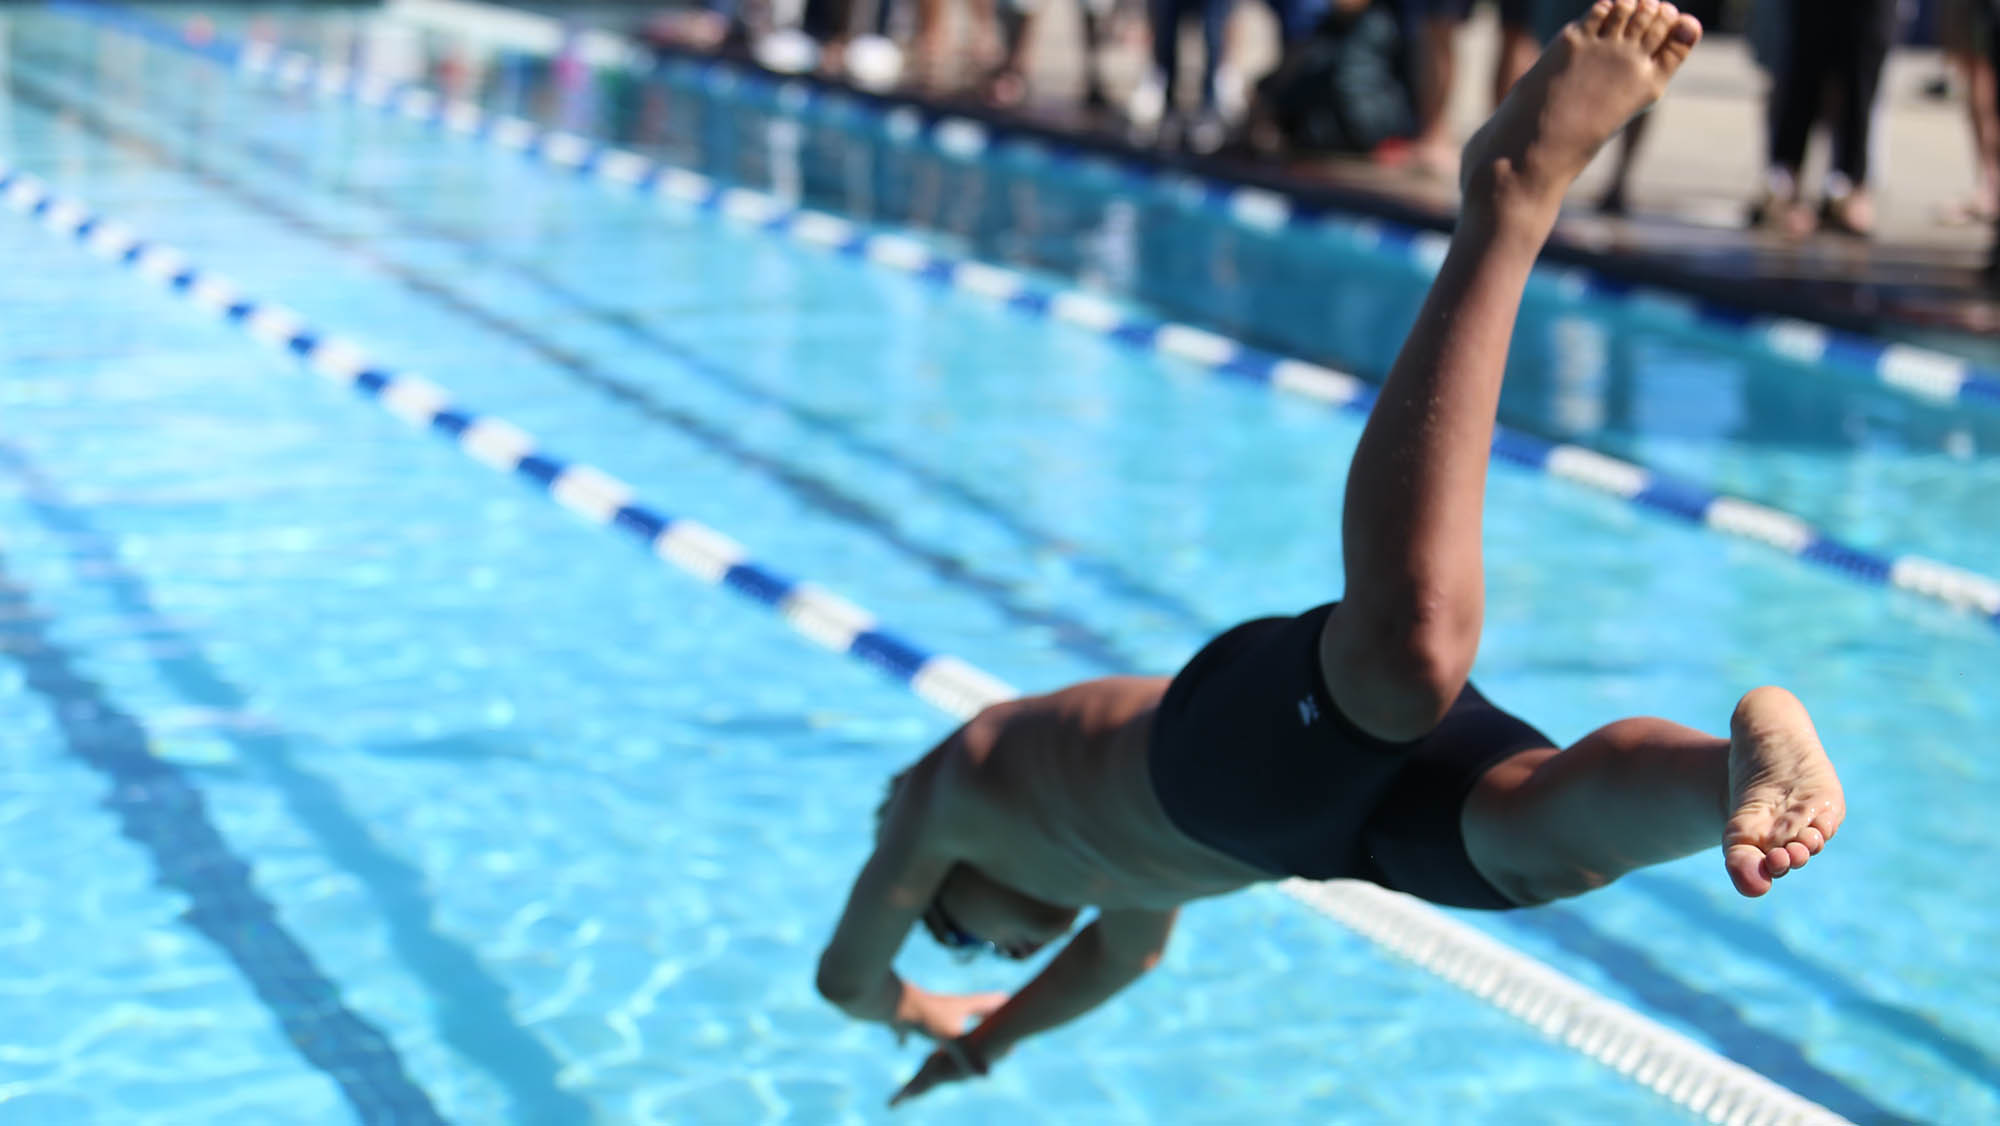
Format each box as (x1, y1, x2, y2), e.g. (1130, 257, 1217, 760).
(1148, 603, 1555, 910)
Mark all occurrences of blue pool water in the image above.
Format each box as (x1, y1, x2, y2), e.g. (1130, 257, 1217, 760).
(1, 6, 1997, 1123)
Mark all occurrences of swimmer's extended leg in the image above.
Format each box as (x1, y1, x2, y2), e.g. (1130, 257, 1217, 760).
(1321, 0, 1702, 742)
(1463, 686, 1846, 902)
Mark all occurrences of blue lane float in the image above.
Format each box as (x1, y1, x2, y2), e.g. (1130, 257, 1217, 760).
(0, 157, 1849, 1126)
(53, 0, 2000, 633)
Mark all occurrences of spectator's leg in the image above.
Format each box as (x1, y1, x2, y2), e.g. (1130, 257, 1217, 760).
(1964, 13, 2000, 219)
(1411, 1, 1468, 176)
(982, 0, 1036, 106)
(1988, 0, 2000, 281)
(1596, 110, 1650, 213)
(1757, 0, 1830, 234)
(1198, 0, 1230, 113)
(1148, 0, 1183, 123)
(967, 0, 1003, 71)
(911, 0, 945, 85)
(1766, 0, 1825, 171)
(1821, 0, 1896, 236)
(1079, 0, 1111, 109)
(1493, 0, 1540, 104)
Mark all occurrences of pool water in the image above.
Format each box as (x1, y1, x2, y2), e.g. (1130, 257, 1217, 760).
(0, 5, 1995, 1123)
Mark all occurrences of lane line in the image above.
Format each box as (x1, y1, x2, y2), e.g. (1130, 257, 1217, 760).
(0, 484, 445, 1121)
(0, 444, 593, 1123)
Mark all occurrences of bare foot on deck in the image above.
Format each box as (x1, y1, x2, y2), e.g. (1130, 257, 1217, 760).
(1724, 686, 1845, 898)
(1459, 0, 1702, 217)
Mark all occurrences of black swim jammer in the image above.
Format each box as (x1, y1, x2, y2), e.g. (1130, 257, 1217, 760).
(1148, 602, 1555, 910)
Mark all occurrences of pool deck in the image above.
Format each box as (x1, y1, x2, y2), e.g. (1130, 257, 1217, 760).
(613, 2, 2000, 351)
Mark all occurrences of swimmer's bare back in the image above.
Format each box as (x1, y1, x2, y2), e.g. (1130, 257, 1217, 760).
(926, 678, 1270, 912)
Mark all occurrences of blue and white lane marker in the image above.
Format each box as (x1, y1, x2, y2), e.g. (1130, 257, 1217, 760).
(355, 0, 2000, 415)
(0, 170, 1011, 723)
(0, 167, 1847, 1126)
(63, 5, 2000, 633)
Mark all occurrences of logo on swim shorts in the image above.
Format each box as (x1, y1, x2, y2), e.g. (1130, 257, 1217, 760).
(1298, 695, 1320, 726)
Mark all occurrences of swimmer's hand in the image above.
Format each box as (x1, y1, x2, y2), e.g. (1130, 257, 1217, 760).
(891, 987, 1008, 1044)
(889, 1035, 994, 1108)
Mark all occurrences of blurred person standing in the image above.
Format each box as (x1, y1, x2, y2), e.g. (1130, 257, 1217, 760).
(1751, 0, 1901, 238)
(1940, 0, 2000, 226)
(981, 0, 1116, 108)
(1987, 0, 2000, 281)
(1137, 0, 1234, 147)
(1141, 0, 1337, 150)
(1404, 0, 1541, 176)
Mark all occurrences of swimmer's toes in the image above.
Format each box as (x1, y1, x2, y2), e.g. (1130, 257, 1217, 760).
(1598, 0, 1638, 38)
(1578, 0, 1612, 35)
(1636, 2, 1678, 53)
(1655, 13, 1702, 71)
(1726, 844, 1771, 897)
(1623, 0, 1661, 41)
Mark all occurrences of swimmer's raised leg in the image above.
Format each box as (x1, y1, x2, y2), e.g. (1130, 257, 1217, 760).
(1464, 687, 1846, 902)
(1322, 0, 1704, 741)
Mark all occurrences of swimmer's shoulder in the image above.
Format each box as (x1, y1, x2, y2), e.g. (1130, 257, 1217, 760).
(966, 678, 1167, 753)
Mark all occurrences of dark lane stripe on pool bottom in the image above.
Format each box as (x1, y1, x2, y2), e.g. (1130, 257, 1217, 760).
(0, 443, 594, 1123)
(0, 474, 445, 1124)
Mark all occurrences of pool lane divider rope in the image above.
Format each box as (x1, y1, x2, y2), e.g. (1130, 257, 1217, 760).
(0, 170, 1013, 723)
(0, 158, 1849, 1126)
(388, 0, 2000, 416)
(50, 0, 2000, 635)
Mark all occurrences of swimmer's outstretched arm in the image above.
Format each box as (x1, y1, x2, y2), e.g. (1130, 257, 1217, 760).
(890, 907, 1177, 1107)
(816, 756, 996, 1039)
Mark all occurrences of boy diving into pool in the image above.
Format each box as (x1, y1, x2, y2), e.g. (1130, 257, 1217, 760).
(816, 0, 1845, 1106)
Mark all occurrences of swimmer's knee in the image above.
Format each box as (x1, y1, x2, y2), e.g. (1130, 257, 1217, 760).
(1465, 808, 1611, 906)
(1461, 746, 1604, 907)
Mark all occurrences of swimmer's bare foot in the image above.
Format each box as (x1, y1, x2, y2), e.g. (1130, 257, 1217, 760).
(1459, 0, 1702, 224)
(1724, 686, 1845, 898)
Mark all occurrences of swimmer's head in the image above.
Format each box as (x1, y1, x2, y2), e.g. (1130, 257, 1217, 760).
(924, 863, 1080, 961)
(877, 770, 1080, 961)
